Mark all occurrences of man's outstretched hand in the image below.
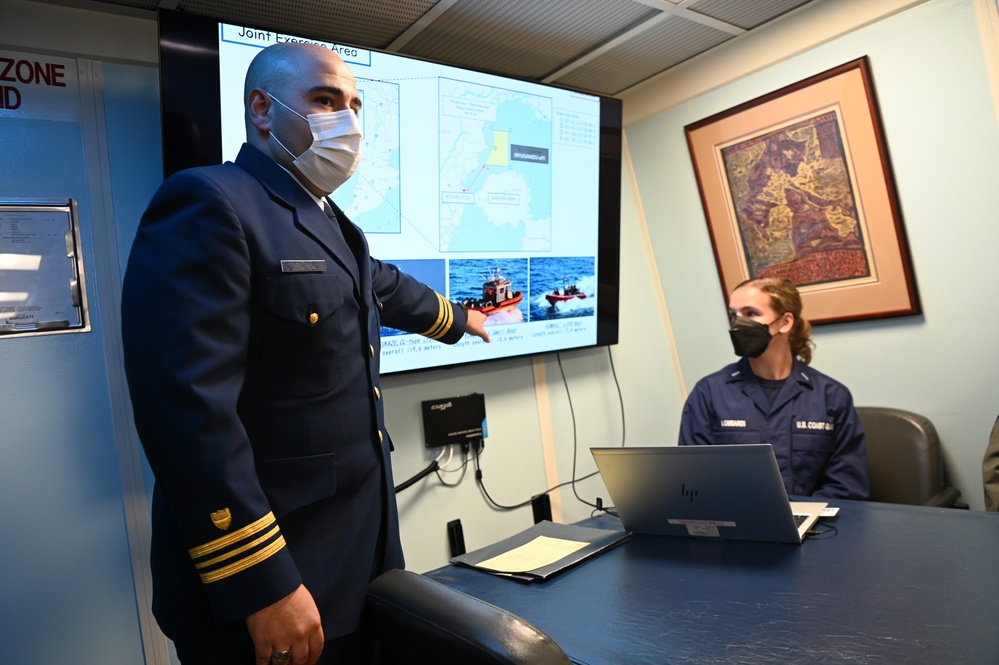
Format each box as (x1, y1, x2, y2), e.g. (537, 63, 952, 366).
(465, 308, 491, 343)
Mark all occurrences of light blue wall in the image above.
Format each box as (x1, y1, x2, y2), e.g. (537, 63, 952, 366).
(0, 77, 147, 665)
(626, 0, 999, 509)
(101, 60, 164, 510)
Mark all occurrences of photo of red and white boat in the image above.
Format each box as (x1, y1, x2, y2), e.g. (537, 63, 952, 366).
(545, 277, 588, 305)
(462, 269, 524, 315)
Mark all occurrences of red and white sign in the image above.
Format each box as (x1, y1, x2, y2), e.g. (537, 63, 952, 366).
(0, 50, 79, 122)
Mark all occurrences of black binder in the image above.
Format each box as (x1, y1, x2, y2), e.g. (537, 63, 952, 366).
(450, 520, 630, 582)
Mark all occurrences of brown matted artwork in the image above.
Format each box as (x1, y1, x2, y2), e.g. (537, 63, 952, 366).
(684, 57, 919, 324)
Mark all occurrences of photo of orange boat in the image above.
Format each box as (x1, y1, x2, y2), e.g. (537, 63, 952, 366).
(462, 268, 524, 315)
(545, 277, 588, 305)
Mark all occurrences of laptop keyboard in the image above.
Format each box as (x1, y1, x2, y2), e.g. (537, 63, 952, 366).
(793, 514, 808, 528)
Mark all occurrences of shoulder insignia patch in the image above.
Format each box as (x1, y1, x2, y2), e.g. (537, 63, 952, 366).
(210, 508, 232, 531)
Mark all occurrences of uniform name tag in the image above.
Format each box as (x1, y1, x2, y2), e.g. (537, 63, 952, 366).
(796, 420, 834, 431)
(281, 259, 327, 273)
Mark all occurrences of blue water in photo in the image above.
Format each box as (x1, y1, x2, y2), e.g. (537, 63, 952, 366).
(379, 256, 593, 336)
(379, 259, 447, 337)
(529, 256, 596, 321)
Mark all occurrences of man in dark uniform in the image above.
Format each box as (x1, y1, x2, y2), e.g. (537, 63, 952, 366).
(121, 42, 488, 665)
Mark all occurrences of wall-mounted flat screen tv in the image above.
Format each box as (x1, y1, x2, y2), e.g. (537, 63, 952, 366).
(157, 9, 621, 374)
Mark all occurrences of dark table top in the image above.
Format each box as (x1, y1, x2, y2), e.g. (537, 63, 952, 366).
(425, 500, 999, 664)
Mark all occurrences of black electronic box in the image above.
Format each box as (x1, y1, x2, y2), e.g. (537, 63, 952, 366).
(421, 393, 487, 449)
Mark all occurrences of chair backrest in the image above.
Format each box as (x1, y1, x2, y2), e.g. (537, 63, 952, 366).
(365, 568, 571, 665)
(856, 406, 960, 507)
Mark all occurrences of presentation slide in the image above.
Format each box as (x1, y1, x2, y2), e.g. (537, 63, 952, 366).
(217, 23, 609, 373)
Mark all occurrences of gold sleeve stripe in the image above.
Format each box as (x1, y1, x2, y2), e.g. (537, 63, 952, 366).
(421, 293, 454, 340)
(198, 536, 287, 584)
(193, 525, 281, 570)
(428, 299, 452, 339)
(420, 293, 448, 339)
(188, 511, 276, 559)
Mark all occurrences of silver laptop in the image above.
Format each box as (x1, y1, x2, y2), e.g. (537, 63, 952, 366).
(590, 445, 826, 545)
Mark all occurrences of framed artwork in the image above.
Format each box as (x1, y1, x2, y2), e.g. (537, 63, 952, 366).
(685, 57, 919, 324)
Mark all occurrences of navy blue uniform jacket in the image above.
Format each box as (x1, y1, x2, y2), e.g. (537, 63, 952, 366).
(121, 144, 468, 649)
(679, 358, 869, 500)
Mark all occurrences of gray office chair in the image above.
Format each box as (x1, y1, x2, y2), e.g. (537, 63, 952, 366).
(856, 406, 963, 507)
(365, 568, 571, 665)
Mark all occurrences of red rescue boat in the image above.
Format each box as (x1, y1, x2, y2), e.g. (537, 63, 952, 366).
(545, 278, 587, 305)
(463, 270, 523, 315)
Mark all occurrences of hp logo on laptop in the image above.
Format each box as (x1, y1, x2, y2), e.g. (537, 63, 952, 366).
(681, 484, 698, 503)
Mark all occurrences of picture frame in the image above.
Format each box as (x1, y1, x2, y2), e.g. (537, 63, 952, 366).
(0, 198, 90, 337)
(684, 57, 919, 324)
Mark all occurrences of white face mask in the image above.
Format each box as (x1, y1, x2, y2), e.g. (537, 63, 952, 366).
(268, 94, 363, 194)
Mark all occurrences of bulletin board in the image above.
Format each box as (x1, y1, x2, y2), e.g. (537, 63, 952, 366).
(0, 199, 90, 336)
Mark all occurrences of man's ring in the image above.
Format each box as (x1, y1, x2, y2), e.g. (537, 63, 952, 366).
(271, 650, 292, 664)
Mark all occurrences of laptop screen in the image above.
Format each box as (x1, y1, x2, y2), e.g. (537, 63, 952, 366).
(591, 445, 824, 544)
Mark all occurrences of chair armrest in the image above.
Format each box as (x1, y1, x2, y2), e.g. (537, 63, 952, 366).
(924, 487, 962, 508)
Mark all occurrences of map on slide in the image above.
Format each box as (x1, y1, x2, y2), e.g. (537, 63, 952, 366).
(335, 77, 402, 234)
(439, 78, 552, 252)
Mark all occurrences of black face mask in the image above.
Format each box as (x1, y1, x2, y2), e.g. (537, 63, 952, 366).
(729, 316, 773, 358)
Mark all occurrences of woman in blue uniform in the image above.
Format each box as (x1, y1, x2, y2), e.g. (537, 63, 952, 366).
(679, 277, 869, 499)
